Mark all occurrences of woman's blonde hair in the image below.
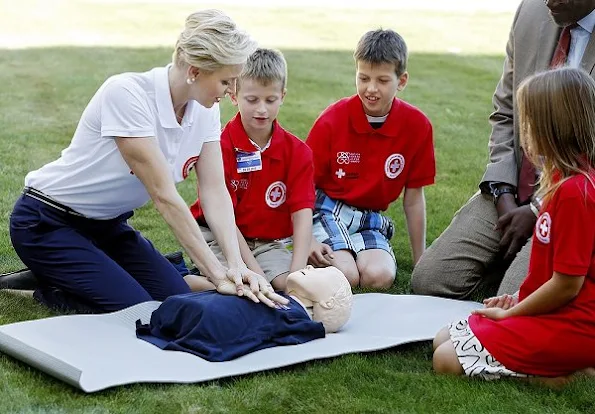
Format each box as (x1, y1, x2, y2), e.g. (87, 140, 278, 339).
(172, 9, 257, 71)
(517, 67, 595, 202)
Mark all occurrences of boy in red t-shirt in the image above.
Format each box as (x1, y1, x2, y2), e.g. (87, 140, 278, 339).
(306, 29, 436, 289)
(433, 68, 595, 385)
(186, 48, 315, 291)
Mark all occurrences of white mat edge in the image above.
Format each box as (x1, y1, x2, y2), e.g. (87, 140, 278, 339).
(0, 331, 83, 388)
(81, 335, 434, 392)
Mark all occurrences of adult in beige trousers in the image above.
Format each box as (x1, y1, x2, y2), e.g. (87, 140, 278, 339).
(412, 0, 595, 299)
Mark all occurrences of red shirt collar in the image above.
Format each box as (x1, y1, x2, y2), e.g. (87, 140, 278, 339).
(226, 113, 284, 160)
(347, 94, 402, 136)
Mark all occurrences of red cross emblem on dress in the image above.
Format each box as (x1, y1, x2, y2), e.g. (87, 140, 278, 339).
(385, 154, 405, 179)
(265, 181, 286, 208)
(535, 212, 551, 244)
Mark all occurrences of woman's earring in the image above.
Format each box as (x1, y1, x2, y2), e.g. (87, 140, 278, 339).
(186, 77, 195, 85)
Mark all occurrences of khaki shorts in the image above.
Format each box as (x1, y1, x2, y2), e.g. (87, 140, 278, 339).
(200, 226, 292, 283)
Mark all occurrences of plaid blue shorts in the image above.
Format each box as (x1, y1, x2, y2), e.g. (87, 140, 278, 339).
(312, 190, 396, 260)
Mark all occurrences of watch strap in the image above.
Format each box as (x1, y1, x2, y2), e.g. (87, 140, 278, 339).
(493, 186, 516, 205)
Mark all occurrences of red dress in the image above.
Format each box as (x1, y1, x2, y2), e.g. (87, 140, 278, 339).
(469, 173, 595, 377)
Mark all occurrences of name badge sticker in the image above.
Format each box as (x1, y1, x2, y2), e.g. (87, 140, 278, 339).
(236, 149, 262, 173)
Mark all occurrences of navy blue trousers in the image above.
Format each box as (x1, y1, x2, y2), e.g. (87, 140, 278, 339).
(9, 193, 190, 313)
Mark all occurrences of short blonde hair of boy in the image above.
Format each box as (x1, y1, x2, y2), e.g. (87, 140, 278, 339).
(172, 9, 257, 72)
(517, 67, 595, 201)
(238, 48, 288, 91)
(353, 29, 408, 76)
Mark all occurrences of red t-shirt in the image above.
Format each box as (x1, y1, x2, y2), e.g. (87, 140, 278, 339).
(305, 95, 435, 211)
(470, 173, 595, 376)
(190, 114, 315, 240)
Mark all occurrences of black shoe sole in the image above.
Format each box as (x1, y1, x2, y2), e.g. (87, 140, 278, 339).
(0, 268, 40, 290)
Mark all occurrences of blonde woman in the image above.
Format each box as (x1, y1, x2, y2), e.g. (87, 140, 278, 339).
(433, 68, 595, 386)
(9, 9, 288, 313)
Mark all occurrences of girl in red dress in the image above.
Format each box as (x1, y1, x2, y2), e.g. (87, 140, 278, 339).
(432, 67, 595, 385)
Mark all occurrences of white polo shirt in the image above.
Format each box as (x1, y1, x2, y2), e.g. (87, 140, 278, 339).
(25, 65, 221, 219)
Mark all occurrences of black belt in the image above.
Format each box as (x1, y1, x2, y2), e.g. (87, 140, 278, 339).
(22, 187, 85, 217)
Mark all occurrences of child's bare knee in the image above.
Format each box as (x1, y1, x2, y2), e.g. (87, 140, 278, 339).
(327, 263, 359, 287)
(360, 267, 395, 289)
(433, 326, 450, 351)
(342, 269, 360, 287)
(433, 342, 463, 375)
(432, 349, 449, 374)
(330, 261, 359, 287)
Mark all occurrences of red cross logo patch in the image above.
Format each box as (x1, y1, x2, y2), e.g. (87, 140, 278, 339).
(384, 153, 405, 179)
(535, 212, 551, 244)
(265, 181, 286, 208)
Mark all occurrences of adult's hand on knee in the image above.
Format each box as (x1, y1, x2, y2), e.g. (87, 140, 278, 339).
(496, 205, 536, 260)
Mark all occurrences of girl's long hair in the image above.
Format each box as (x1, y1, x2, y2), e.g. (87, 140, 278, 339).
(517, 67, 595, 201)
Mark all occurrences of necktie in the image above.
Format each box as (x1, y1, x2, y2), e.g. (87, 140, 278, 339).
(517, 24, 576, 204)
(550, 24, 576, 68)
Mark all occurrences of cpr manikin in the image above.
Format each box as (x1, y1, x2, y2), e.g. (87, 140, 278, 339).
(136, 266, 353, 361)
(286, 265, 353, 333)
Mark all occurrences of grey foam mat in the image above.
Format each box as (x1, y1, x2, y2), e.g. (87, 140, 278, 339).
(0, 294, 481, 392)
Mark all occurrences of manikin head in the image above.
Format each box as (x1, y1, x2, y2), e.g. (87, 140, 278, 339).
(285, 266, 353, 333)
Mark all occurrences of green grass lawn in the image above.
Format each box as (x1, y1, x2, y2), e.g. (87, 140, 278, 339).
(0, 2, 593, 413)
